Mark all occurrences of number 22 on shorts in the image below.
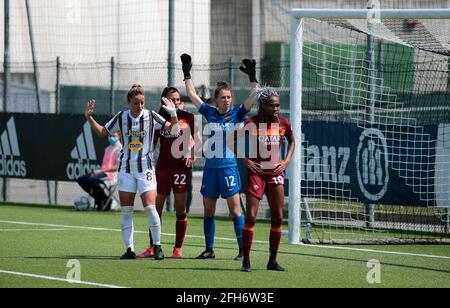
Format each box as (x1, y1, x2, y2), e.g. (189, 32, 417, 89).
(174, 174, 187, 185)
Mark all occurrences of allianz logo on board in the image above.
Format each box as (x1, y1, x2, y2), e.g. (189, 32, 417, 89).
(301, 127, 389, 202)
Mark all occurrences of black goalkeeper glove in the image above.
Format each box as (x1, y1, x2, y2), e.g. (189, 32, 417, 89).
(240, 59, 258, 83)
(181, 53, 192, 81)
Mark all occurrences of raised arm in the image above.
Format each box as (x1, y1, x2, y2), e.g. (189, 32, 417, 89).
(181, 53, 203, 110)
(243, 84, 258, 112)
(85, 99, 109, 137)
(240, 59, 259, 111)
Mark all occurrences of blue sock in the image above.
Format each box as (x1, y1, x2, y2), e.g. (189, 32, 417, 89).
(233, 215, 244, 250)
(204, 216, 216, 250)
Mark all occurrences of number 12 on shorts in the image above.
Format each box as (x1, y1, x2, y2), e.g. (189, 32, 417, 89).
(225, 176, 236, 188)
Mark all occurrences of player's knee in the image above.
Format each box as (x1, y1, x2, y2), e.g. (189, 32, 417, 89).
(271, 219, 283, 228)
(203, 203, 216, 216)
(144, 205, 161, 226)
(230, 208, 241, 218)
(245, 217, 256, 226)
(176, 213, 187, 221)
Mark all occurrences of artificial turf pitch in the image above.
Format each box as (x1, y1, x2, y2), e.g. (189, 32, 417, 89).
(0, 203, 449, 288)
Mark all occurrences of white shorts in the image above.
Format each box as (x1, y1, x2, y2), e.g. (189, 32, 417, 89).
(118, 169, 157, 195)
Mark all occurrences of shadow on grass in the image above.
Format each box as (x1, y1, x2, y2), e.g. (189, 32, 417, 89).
(182, 242, 450, 275)
(144, 266, 242, 272)
(275, 250, 450, 275)
(16, 245, 450, 275)
(23, 256, 120, 261)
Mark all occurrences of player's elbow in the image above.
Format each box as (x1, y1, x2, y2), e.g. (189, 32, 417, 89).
(187, 91, 197, 101)
(98, 128, 109, 138)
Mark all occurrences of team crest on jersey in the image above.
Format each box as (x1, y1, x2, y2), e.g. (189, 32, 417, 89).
(253, 185, 260, 191)
(129, 140, 144, 151)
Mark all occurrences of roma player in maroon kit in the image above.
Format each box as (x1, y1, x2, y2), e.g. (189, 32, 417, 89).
(239, 87, 295, 272)
(137, 87, 195, 258)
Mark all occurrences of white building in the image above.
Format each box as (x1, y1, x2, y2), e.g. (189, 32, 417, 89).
(0, 0, 211, 90)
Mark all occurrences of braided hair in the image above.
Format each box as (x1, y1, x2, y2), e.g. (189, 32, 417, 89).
(255, 86, 280, 117)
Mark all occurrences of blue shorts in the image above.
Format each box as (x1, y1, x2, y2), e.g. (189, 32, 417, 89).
(201, 167, 241, 199)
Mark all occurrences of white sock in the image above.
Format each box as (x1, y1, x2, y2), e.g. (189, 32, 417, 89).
(145, 205, 161, 246)
(121, 206, 134, 251)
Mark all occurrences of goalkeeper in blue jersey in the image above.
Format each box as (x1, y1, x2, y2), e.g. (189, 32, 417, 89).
(181, 53, 258, 260)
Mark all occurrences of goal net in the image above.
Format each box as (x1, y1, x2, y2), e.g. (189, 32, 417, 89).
(289, 9, 450, 244)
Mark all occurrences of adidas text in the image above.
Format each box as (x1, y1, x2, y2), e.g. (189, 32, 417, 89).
(0, 157, 27, 177)
(66, 161, 100, 180)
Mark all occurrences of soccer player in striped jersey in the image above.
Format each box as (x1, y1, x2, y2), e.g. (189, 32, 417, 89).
(137, 87, 196, 259)
(238, 87, 296, 272)
(85, 84, 180, 260)
(181, 53, 258, 260)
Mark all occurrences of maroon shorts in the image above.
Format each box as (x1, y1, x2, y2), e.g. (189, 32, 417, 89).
(156, 167, 192, 196)
(246, 172, 285, 201)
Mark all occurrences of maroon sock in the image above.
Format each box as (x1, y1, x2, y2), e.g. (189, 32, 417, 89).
(269, 224, 282, 263)
(243, 222, 255, 263)
(175, 213, 187, 248)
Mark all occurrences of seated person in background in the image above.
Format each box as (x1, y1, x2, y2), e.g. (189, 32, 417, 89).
(77, 132, 122, 211)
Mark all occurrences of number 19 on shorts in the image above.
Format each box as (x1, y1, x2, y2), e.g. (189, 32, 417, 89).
(272, 176, 284, 185)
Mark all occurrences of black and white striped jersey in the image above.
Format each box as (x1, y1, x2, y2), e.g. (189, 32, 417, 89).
(105, 109, 167, 173)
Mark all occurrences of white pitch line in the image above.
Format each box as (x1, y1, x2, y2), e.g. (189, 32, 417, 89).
(0, 220, 121, 232)
(1, 220, 448, 259)
(0, 229, 73, 232)
(0, 220, 268, 244)
(0, 270, 127, 289)
(299, 243, 450, 260)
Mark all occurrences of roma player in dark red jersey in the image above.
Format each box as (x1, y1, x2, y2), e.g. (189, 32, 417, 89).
(239, 87, 295, 272)
(137, 87, 195, 258)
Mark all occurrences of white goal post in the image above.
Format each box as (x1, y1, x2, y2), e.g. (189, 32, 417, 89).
(288, 9, 450, 245)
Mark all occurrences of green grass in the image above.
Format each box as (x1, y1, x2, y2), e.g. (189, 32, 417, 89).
(0, 203, 449, 288)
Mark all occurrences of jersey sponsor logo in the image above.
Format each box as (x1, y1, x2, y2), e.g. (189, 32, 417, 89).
(160, 129, 183, 139)
(0, 117, 27, 177)
(160, 119, 190, 138)
(127, 130, 147, 138)
(256, 127, 286, 145)
(208, 122, 238, 132)
(128, 140, 144, 151)
(356, 128, 389, 201)
(258, 135, 282, 145)
(66, 122, 100, 180)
